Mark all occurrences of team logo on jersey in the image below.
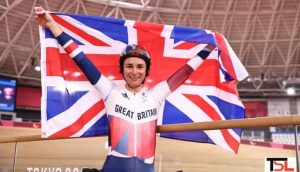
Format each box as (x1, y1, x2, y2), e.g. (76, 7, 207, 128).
(121, 93, 129, 99)
(142, 92, 147, 102)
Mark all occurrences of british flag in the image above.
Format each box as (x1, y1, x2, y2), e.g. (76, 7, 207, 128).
(39, 12, 248, 153)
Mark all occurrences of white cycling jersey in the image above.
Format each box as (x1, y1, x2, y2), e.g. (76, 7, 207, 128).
(55, 31, 208, 172)
(97, 76, 170, 163)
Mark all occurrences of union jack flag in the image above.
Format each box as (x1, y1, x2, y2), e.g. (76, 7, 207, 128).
(39, 12, 248, 153)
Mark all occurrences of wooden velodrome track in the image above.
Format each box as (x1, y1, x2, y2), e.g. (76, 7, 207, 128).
(0, 126, 295, 172)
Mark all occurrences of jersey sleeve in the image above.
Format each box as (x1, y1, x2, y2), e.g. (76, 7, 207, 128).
(56, 32, 114, 99)
(150, 47, 213, 102)
(166, 47, 213, 92)
(149, 56, 203, 103)
(149, 81, 171, 104)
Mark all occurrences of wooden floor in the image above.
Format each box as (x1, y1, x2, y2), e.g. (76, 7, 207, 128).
(0, 126, 295, 172)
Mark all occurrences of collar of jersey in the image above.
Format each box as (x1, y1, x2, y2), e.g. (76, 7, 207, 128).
(121, 84, 147, 96)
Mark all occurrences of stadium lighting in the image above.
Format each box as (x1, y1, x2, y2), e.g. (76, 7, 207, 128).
(246, 77, 252, 82)
(73, 72, 81, 77)
(34, 65, 41, 71)
(108, 75, 115, 80)
(185, 79, 192, 84)
(286, 87, 296, 96)
(32, 57, 41, 72)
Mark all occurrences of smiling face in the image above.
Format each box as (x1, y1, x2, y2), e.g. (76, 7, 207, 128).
(123, 57, 147, 92)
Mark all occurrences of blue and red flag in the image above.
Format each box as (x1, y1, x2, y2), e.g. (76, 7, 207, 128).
(39, 12, 248, 153)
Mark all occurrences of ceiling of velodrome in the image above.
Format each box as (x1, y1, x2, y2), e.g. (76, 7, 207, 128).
(0, 0, 299, 98)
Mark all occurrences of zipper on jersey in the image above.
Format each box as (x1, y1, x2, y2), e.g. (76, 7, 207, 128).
(134, 121, 137, 157)
(133, 93, 138, 172)
(133, 93, 137, 157)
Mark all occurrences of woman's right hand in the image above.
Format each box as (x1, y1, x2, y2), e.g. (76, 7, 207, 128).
(34, 7, 63, 37)
(35, 9, 55, 28)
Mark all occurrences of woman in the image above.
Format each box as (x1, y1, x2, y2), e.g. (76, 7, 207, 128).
(35, 10, 215, 172)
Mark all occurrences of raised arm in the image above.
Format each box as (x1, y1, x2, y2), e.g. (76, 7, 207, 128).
(35, 10, 113, 98)
(150, 45, 215, 103)
(167, 44, 216, 91)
